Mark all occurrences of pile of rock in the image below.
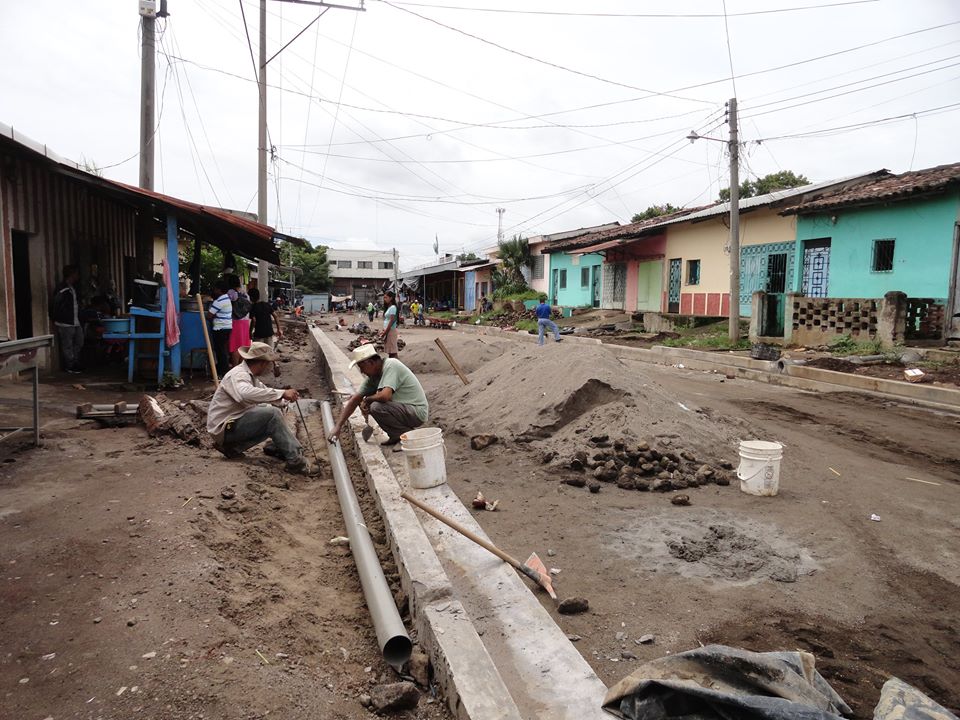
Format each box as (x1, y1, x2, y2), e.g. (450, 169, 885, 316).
(551, 435, 733, 493)
(346, 335, 406, 353)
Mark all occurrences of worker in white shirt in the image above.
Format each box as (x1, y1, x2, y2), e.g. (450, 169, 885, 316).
(206, 342, 313, 474)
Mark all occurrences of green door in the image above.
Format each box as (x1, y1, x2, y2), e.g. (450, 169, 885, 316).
(636, 260, 663, 312)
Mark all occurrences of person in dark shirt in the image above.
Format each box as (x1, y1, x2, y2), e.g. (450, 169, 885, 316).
(248, 288, 283, 349)
(535, 295, 562, 346)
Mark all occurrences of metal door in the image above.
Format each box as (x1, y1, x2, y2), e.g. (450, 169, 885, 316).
(739, 242, 795, 315)
(464, 271, 476, 311)
(668, 258, 682, 313)
(602, 262, 627, 310)
(591, 265, 601, 307)
(801, 239, 831, 298)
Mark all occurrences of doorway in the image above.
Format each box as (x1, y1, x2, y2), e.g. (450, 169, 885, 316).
(801, 238, 831, 298)
(590, 265, 601, 308)
(12, 231, 33, 339)
(551, 268, 559, 305)
(667, 258, 682, 313)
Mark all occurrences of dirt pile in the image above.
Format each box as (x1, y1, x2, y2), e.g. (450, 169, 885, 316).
(409, 337, 743, 467)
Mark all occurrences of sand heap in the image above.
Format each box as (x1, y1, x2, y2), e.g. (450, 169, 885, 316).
(403, 336, 743, 469)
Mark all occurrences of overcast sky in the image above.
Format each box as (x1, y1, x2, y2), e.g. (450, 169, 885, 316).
(2, 0, 958, 269)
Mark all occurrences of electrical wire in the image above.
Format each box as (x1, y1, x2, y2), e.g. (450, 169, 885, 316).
(380, 1, 712, 104)
(382, 0, 880, 18)
(751, 102, 960, 142)
(720, 0, 738, 98)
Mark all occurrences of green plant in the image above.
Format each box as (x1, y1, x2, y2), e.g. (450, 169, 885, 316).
(498, 289, 541, 302)
(828, 334, 884, 356)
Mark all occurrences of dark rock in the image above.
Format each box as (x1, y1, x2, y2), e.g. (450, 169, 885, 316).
(359, 694, 372, 707)
(540, 450, 556, 464)
(592, 451, 610, 461)
(651, 478, 675, 492)
(638, 634, 655, 644)
(639, 463, 656, 475)
(636, 441, 650, 452)
(648, 449, 662, 461)
(588, 481, 601, 494)
(633, 478, 651, 492)
(589, 434, 609, 444)
(563, 476, 587, 488)
(664, 452, 680, 464)
(558, 597, 590, 615)
(657, 470, 672, 480)
(407, 652, 430, 687)
(671, 494, 691, 506)
(621, 650, 638, 660)
(569, 458, 585, 472)
(613, 439, 625, 451)
(695, 464, 715, 481)
(220, 486, 236, 500)
(572, 450, 588, 463)
(714, 472, 732, 486)
(719, 460, 735, 470)
(470, 434, 499, 450)
(369, 682, 420, 713)
(680, 450, 697, 462)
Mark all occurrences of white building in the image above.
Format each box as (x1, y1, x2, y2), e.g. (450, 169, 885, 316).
(326, 248, 397, 305)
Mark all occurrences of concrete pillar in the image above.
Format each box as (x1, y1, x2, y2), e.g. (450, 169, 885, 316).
(878, 291, 907, 348)
(749, 291, 765, 342)
(783, 293, 799, 346)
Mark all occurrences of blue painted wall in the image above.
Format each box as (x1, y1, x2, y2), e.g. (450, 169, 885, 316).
(548, 252, 603, 306)
(793, 191, 959, 298)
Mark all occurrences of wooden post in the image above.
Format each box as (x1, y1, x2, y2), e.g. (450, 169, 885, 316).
(196, 293, 219, 386)
(434, 337, 469, 385)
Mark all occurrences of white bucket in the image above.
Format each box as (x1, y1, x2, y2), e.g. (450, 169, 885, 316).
(737, 440, 783, 496)
(400, 427, 447, 489)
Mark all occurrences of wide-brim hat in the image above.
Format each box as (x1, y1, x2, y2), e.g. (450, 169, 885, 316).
(348, 342, 381, 368)
(238, 342, 279, 362)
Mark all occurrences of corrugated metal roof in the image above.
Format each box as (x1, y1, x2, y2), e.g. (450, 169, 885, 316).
(781, 162, 960, 214)
(1, 122, 288, 263)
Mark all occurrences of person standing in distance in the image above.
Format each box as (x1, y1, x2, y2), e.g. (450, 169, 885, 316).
(208, 277, 233, 378)
(380, 290, 400, 358)
(535, 295, 562, 346)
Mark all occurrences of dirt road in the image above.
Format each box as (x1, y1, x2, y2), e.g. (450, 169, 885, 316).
(385, 325, 960, 718)
(0, 326, 449, 720)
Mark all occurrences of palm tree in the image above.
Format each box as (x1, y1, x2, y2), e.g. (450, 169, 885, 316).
(497, 235, 531, 286)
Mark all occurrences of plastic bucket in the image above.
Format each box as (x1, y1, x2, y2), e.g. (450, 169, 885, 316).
(737, 440, 783, 496)
(400, 427, 447, 489)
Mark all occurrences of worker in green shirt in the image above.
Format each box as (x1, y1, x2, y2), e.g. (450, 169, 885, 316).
(327, 343, 429, 447)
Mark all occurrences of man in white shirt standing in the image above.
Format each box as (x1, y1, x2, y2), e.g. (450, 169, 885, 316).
(206, 342, 313, 474)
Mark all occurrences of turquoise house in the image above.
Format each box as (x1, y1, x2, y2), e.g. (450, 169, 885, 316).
(782, 162, 960, 339)
(542, 249, 603, 308)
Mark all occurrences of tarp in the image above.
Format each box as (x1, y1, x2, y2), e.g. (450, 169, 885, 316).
(330, 294, 353, 303)
(603, 646, 958, 720)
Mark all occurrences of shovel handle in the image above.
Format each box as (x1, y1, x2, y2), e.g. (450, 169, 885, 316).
(400, 491, 523, 570)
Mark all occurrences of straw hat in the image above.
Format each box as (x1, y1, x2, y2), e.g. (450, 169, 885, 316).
(238, 342, 279, 362)
(348, 343, 381, 368)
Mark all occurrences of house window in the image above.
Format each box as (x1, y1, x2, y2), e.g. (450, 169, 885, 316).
(559, 269, 567, 289)
(531, 254, 545, 280)
(357, 261, 373, 269)
(686, 259, 701, 285)
(336, 260, 352, 269)
(378, 261, 394, 270)
(872, 239, 895, 272)
(581, 267, 590, 287)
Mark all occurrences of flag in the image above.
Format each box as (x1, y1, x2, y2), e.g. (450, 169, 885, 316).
(433, 234, 439, 256)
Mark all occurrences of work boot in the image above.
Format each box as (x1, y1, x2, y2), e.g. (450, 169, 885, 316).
(381, 437, 401, 447)
(285, 457, 318, 476)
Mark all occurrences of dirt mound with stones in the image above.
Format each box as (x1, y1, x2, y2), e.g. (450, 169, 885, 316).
(405, 336, 743, 475)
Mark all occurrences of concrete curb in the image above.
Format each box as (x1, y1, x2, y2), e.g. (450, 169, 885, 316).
(310, 326, 609, 719)
(311, 327, 523, 720)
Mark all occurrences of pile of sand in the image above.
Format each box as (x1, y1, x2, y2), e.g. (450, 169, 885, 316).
(401, 336, 742, 464)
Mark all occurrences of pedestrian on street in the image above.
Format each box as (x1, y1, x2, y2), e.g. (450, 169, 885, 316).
(208, 278, 233, 378)
(248, 288, 283, 349)
(381, 290, 400, 358)
(206, 342, 313, 474)
(327, 343, 428, 448)
(367, 300, 375, 323)
(51, 264, 84, 373)
(535, 295, 562, 346)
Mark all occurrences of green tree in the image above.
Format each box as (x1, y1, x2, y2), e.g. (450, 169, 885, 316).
(278, 241, 330, 293)
(631, 203, 680, 224)
(719, 170, 810, 201)
(456, 251, 480, 262)
(492, 235, 532, 298)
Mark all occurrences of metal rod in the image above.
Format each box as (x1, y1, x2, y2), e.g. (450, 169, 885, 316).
(294, 400, 322, 467)
(320, 401, 411, 665)
(32, 364, 39, 447)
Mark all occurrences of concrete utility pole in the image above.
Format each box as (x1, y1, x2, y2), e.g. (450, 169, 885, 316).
(138, 0, 165, 190)
(258, 0, 268, 224)
(686, 97, 740, 343)
(393, 248, 399, 293)
(496, 207, 505, 244)
(727, 98, 740, 344)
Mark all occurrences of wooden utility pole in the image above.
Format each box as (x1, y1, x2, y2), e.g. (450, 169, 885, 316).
(138, 1, 162, 190)
(727, 98, 740, 344)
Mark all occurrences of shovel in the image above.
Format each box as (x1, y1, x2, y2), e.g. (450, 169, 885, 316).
(400, 492, 557, 600)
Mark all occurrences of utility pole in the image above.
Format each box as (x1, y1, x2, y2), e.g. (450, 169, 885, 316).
(727, 98, 740, 344)
(392, 248, 399, 293)
(496, 207, 505, 244)
(258, 0, 268, 225)
(139, 0, 166, 190)
(685, 97, 740, 343)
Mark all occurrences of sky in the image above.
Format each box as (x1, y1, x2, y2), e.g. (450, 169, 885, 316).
(1, 0, 959, 270)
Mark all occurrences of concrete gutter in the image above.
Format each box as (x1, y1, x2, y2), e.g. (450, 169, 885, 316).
(310, 327, 609, 719)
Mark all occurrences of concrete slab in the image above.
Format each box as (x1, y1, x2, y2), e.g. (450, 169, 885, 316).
(311, 326, 610, 719)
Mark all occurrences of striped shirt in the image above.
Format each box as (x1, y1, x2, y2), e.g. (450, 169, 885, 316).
(209, 293, 233, 331)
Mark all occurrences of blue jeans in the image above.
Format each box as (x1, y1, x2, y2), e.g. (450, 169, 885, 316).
(537, 318, 560, 345)
(223, 405, 302, 463)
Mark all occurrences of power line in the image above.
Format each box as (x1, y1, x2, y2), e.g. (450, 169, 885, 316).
(380, 0, 712, 104)
(720, 0, 738, 98)
(382, 0, 880, 18)
(751, 102, 960, 142)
